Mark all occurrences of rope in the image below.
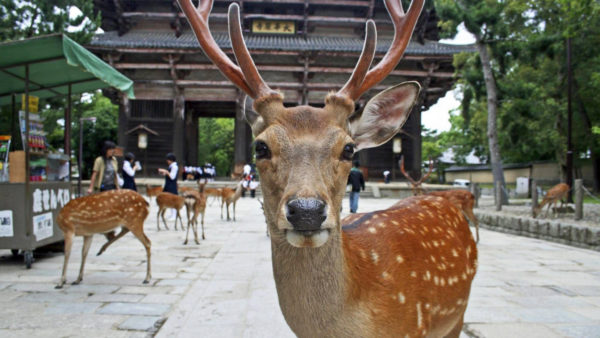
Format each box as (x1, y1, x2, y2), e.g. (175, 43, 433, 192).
(582, 185, 600, 202)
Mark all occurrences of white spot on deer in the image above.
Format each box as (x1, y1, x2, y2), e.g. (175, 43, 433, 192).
(452, 249, 459, 257)
(398, 292, 406, 304)
(359, 249, 367, 259)
(381, 271, 391, 280)
(376, 222, 386, 228)
(416, 302, 423, 328)
(410, 271, 417, 278)
(423, 271, 431, 281)
(381, 213, 388, 217)
(391, 220, 399, 226)
(396, 255, 404, 263)
(434, 276, 439, 285)
(370, 250, 379, 264)
(368, 227, 377, 234)
(432, 240, 439, 247)
(462, 272, 467, 280)
(440, 278, 446, 287)
(430, 255, 436, 263)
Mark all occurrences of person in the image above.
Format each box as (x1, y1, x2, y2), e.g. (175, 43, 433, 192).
(87, 140, 119, 194)
(122, 152, 140, 191)
(158, 153, 179, 195)
(383, 170, 391, 184)
(347, 160, 365, 213)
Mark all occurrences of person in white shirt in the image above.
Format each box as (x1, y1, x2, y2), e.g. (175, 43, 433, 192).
(122, 152, 140, 190)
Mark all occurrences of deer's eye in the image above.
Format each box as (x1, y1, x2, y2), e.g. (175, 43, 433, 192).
(255, 141, 271, 160)
(341, 143, 355, 161)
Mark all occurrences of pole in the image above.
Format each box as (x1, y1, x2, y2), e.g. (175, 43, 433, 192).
(566, 37, 574, 202)
(574, 179, 583, 220)
(65, 84, 72, 181)
(78, 119, 83, 196)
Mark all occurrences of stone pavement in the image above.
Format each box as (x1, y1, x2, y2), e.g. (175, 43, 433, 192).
(0, 196, 599, 337)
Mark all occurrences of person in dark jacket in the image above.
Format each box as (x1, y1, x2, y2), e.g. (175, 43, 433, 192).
(122, 152, 140, 191)
(347, 160, 365, 213)
(158, 153, 178, 195)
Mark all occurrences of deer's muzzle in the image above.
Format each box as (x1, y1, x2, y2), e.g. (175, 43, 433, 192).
(286, 198, 327, 232)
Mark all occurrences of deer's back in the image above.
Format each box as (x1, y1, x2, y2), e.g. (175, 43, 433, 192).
(341, 195, 477, 335)
(58, 190, 149, 235)
(157, 192, 185, 208)
(428, 190, 474, 210)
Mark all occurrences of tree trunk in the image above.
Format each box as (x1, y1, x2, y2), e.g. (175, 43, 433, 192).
(476, 38, 509, 204)
(574, 80, 600, 192)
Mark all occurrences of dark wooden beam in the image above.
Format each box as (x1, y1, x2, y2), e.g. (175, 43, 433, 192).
(114, 62, 453, 78)
(135, 79, 447, 93)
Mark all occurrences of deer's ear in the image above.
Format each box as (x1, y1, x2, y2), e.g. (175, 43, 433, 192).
(243, 96, 266, 135)
(349, 82, 420, 150)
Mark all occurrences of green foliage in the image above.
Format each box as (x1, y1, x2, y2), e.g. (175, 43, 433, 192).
(0, 0, 100, 43)
(436, 0, 600, 173)
(39, 92, 118, 178)
(197, 118, 235, 177)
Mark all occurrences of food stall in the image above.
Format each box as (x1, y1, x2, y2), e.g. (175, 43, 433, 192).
(0, 34, 134, 268)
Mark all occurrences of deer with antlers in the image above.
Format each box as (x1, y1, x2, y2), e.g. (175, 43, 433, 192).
(177, 0, 476, 336)
(56, 190, 151, 288)
(533, 183, 570, 219)
(400, 156, 433, 195)
(399, 157, 479, 242)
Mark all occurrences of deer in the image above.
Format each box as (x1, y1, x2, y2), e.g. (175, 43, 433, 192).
(177, 0, 477, 336)
(156, 192, 185, 231)
(220, 181, 243, 221)
(198, 180, 222, 206)
(400, 155, 433, 195)
(145, 184, 163, 203)
(55, 189, 151, 288)
(533, 183, 570, 218)
(399, 158, 479, 242)
(182, 189, 207, 244)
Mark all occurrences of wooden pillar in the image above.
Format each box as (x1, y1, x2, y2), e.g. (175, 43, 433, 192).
(234, 93, 252, 176)
(173, 88, 185, 165)
(401, 106, 422, 180)
(185, 110, 198, 166)
(117, 93, 130, 149)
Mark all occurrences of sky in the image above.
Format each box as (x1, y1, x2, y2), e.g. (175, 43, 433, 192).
(421, 24, 476, 134)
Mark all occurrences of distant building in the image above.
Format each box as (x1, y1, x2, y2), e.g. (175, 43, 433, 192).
(89, 0, 473, 179)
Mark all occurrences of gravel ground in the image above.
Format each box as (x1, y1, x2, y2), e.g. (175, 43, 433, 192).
(476, 195, 600, 228)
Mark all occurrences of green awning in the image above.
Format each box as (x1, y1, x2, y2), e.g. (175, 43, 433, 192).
(0, 34, 134, 106)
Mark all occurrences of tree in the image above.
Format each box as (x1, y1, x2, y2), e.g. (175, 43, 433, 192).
(436, 0, 528, 204)
(197, 118, 235, 177)
(0, 0, 99, 43)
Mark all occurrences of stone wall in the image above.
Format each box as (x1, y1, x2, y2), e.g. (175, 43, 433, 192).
(475, 210, 600, 252)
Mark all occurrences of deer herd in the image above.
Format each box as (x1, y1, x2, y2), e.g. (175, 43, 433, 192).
(49, 0, 576, 335)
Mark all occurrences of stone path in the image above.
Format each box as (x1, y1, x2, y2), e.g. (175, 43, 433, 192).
(0, 196, 599, 337)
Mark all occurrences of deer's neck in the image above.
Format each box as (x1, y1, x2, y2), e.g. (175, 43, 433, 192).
(270, 228, 361, 336)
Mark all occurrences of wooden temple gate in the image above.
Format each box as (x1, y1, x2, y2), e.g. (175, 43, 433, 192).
(89, 0, 472, 179)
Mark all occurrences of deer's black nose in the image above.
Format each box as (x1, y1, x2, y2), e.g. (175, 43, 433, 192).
(286, 198, 327, 231)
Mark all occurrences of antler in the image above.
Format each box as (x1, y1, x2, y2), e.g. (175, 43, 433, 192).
(177, 0, 273, 99)
(338, 0, 425, 101)
(400, 156, 433, 194)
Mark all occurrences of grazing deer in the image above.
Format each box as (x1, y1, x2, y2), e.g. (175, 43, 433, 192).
(220, 181, 243, 221)
(178, 0, 477, 336)
(182, 190, 207, 244)
(156, 192, 185, 231)
(533, 183, 570, 218)
(56, 190, 151, 288)
(400, 156, 433, 195)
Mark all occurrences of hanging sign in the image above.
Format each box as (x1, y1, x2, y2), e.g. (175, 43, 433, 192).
(252, 20, 295, 34)
(21, 95, 39, 113)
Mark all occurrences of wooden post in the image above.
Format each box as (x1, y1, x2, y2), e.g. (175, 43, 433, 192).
(574, 179, 583, 220)
(470, 183, 479, 208)
(531, 179, 538, 212)
(495, 181, 502, 211)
